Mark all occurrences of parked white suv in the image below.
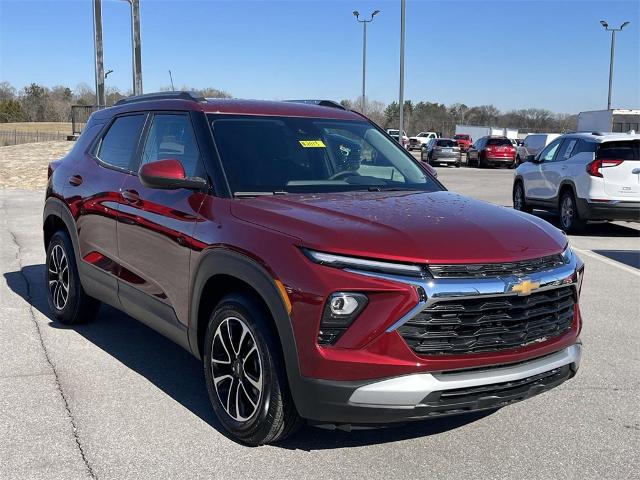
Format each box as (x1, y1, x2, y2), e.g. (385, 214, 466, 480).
(513, 132, 640, 232)
(516, 133, 560, 166)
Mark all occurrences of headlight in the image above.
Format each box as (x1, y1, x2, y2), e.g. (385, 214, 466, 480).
(302, 249, 426, 278)
(561, 245, 574, 264)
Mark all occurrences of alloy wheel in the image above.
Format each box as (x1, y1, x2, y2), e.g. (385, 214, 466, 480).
(211, 316, 263, 422)
(514, 185, 524, 210)
(561, 195, 574, 230)
(48, 244, 69, 310)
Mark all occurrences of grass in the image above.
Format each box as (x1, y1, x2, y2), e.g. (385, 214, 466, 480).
(0, 122, 72, 134)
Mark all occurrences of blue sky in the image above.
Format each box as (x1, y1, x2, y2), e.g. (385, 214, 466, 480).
(1, 0, 638, 113)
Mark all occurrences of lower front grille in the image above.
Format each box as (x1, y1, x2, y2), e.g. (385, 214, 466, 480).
(398, 286, 575, 355)
(420, 364, 574, 415)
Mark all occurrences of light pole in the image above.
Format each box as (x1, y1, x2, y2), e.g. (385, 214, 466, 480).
(398, 0, 406, 144)
(353, 9, 380, 113)
(600, 20, 630, 110)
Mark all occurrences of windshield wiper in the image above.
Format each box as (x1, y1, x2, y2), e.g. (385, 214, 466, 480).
(367, 186, 423, 192)
(234, 191, 288, 197)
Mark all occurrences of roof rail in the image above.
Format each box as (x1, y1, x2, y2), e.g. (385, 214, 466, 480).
(284, 99, 346, 110)
(115, 91, 206, 106)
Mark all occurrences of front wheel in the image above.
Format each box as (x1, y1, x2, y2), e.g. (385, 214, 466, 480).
(46, 230, 100, 325)
(559, 191, 587, 233)
(203, 294, 301, 445)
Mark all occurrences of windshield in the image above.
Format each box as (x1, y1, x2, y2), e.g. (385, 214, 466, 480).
(209, 115, 441, 195)
(454, 134, 469, 140)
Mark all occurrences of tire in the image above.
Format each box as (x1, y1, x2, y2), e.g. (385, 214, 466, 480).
(455, 161, 461, 168)
(477, 153, 485, 168)
(203, 294, 302, 445)
(45, 230, 100, 325)
(559, 191, 587, 233)
(513, 182, 533, 214)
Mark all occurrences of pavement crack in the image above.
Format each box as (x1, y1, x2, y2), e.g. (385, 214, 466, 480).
(7, 228, 97, 480)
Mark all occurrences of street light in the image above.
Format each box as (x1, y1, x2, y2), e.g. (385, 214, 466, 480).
(600, 20, 630, 110)
(353, 9, 380, 113)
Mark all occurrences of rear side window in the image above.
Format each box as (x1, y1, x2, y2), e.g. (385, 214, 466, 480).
(436, 139, 457, 147)
(555, 138, 578, 161)
(486, 138, 511, 146)
(141, 114, 203, 177)
(97, 115, 146, 170)
(524, 135, 544, 149)
(573, 140, 597, 155)
(597, 140, 640, 160)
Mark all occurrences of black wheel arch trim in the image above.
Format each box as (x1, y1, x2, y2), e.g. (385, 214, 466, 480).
(188, 248, 304, 405)
(43, 196, 120, 308)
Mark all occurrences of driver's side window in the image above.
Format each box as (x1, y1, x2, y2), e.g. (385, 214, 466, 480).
(141, 113, 203, 177)
(538, 139, 562, 162)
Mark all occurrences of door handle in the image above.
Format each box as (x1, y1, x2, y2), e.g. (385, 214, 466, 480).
(121, 189, 140, 204)
(68, 175, 83, 186)
(632, 168, 640, 174)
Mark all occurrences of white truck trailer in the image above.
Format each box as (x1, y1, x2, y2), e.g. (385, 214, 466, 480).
(455, 125, 519, 143)
(577, 109, 639, 133)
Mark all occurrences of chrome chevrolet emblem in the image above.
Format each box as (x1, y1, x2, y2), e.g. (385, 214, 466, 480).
(511, 279, 541, 296)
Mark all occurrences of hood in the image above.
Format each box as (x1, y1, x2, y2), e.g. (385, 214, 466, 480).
(230, 191, 567, 264)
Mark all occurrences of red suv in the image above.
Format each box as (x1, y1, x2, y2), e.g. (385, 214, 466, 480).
(467, 136, 517, 168)
(43, 92, 583, 445)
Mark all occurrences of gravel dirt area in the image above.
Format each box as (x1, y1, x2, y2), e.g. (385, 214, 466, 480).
(0, 122, 72, 133)
(0, 141, 73, 190)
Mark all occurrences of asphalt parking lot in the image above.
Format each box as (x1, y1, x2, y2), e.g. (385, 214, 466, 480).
(1, 164, 639, 480)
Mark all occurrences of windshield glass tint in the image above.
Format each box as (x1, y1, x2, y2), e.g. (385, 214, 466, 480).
(436, 140, 457, 147)
(210, 115, 441, 194)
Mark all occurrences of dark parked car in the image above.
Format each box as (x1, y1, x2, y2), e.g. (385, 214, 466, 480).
(467, 136, 517, 168)
(43, 92, 583, 445)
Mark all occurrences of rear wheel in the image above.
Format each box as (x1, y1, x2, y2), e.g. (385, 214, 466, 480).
(203, 294, 302, 445)
(477, 153, 485, 168)
(513, 182, 533, 214)
(46, 230, 100, 325)
(559, 191, 587, 233)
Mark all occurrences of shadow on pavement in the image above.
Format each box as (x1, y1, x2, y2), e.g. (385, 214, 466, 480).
(533, 211, 640, 238)
(592, 250, 640, 269)
(4, 263, 493, 450)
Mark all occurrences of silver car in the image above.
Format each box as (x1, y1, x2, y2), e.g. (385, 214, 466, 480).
(421, 138, 462, 167)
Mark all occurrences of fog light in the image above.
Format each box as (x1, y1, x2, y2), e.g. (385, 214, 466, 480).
(330, 294, 360, 316)
(318, 292, 368, 345)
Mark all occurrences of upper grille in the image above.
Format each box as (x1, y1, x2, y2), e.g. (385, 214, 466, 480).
(398, 286, 575, 356)
(427, 255, 565, 279)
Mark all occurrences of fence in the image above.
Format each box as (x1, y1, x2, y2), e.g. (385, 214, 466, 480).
(72, 105, 100, 135)
(0, 130, 69, 147)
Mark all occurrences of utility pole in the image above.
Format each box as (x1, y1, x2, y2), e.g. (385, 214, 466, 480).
(92, 0, 105, 107)
(130, 0, 143, 95)
(353, 9, 380, 113)
(398, 0, 406, 143)
(600, 20, 630, 110)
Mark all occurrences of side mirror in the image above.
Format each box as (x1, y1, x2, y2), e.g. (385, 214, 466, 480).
(525, 154, 539, 163)
(139, 159, 207, 190)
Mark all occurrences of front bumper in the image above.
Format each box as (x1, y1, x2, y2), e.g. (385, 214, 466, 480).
(298, 344, 581, 424)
